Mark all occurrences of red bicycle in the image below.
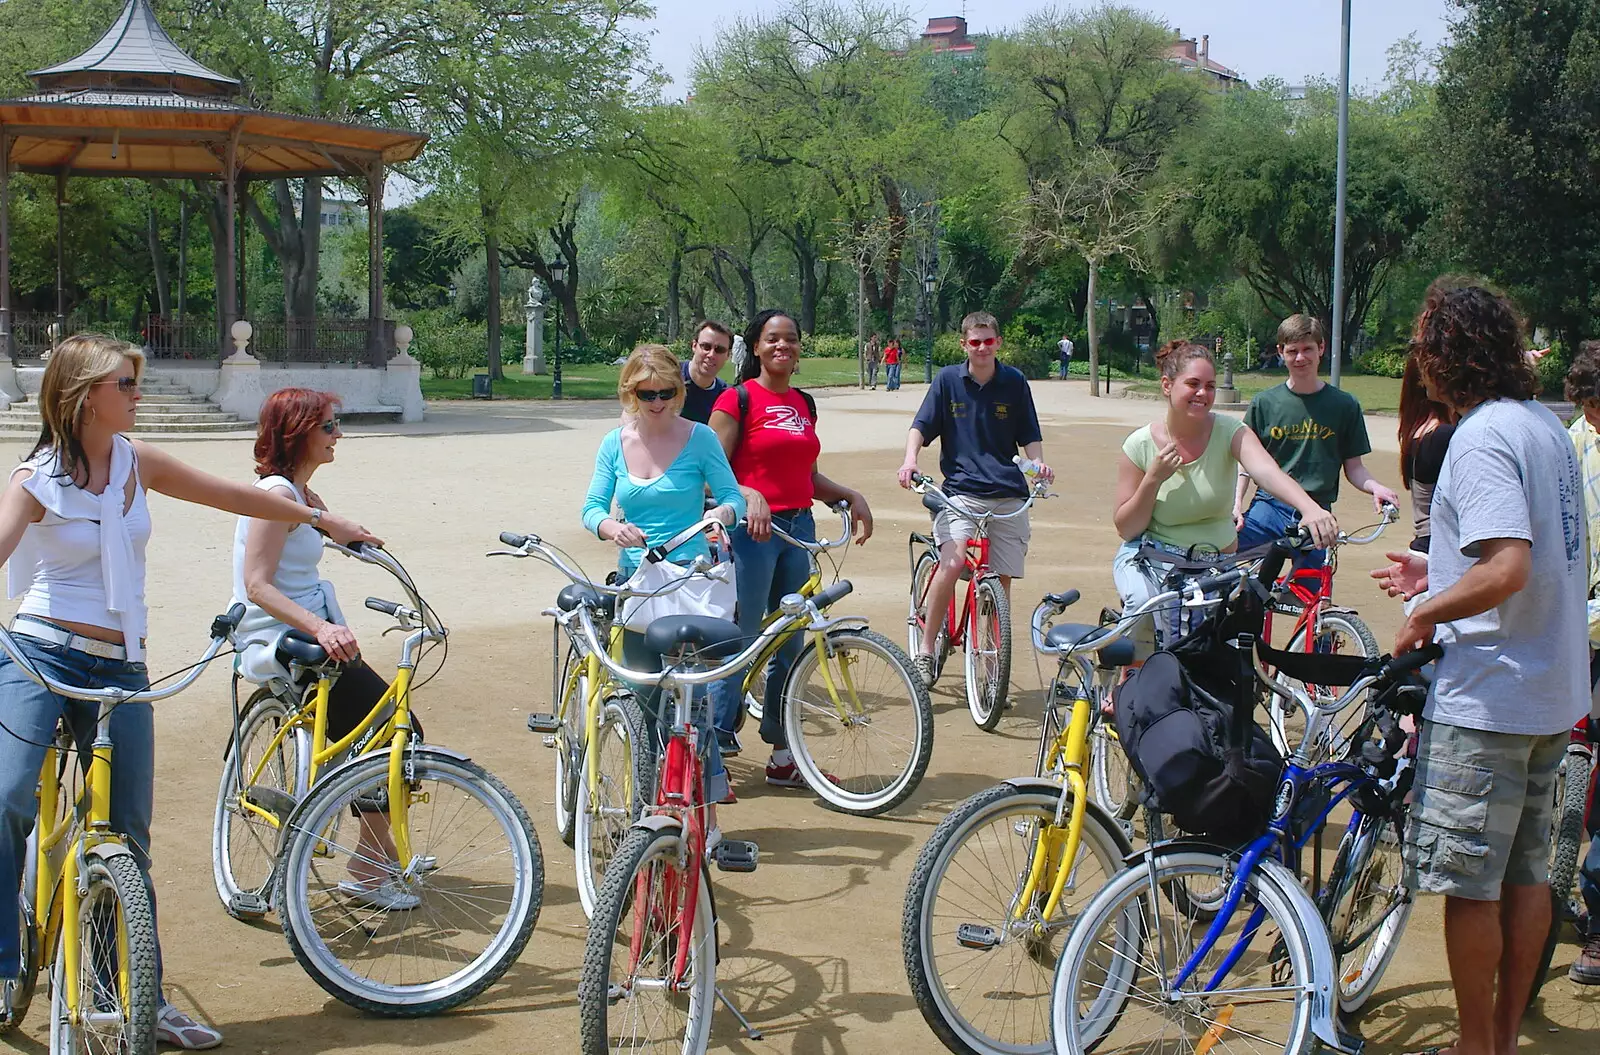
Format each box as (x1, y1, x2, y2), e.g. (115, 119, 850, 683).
(907, 472, 1048, 731)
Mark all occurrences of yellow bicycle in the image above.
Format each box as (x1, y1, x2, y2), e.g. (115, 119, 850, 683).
(0, 605, 242, 1054)
(210, 542, 542, 1015)
(902, 586, 1159, 1055)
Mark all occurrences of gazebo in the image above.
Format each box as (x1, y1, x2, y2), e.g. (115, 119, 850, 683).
(0, 0, 429, 416)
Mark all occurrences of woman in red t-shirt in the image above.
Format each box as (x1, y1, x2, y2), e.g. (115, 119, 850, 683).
(884, 338, 903, 391)
(708, 310, 874, 788)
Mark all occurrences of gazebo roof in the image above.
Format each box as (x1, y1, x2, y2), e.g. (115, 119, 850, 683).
(28, 0, 240, 99)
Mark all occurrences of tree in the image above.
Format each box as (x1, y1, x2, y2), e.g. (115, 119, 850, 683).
(1162, 82, 1432, 362)
(1434, 0, 1600, 350)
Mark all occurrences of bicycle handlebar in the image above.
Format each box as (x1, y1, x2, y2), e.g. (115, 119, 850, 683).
(1030, 568, 1248, 658)
(325, 540, 443, 636)
(492, 530, 719, 608)
(1334, 503, 1400, 547)
(910, 474, 1048, 523)
(0, 603, 245, 705)
(765, 501, 852, 553)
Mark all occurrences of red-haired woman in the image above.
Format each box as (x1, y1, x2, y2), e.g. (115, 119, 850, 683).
(230, 389, 411, 909)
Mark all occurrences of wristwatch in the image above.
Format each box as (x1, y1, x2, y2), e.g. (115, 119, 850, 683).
(308, 507, 323, 530)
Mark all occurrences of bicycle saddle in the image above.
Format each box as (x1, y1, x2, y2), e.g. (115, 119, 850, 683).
(1045, 623, 1136, 669)
(557, 582, 616, 620)
(643, 615, 745, 661)
(276, 628, 334, 669)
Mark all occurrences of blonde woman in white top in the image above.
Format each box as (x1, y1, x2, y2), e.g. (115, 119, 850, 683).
(0, 336, 377, 1049)
(231, 387, 414, 910)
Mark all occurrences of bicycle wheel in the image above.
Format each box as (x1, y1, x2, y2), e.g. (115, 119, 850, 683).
(578, 824, 716, 1055)
(1, 892, 37, 1033)
(964, 577, 1011, 732)
(575, 694, 655, 919)
(554, 656, 586, 848)
(902, 782, 1130, 1055)
(784, 628, 933, 816)
(49, 853, 158, 1055)
(1051, 850, 1315, 1055)
(1089, 722, 1139, 824)
(910, 549, 951, 682)
(1529, 747, 1591, 1010)
(1323, 810, 1413, 1012)
(1272, 610, 1380, 755)
(212, 687, 307, 919)
(276, 748, 543, 1015)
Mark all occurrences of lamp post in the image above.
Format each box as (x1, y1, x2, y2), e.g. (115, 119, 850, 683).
(1330, 0, 1352, 386)
(549, 254, 567, 399)
(923, 266, 937, 384)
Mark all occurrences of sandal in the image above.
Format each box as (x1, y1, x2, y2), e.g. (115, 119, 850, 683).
(156, 1003, 223, 1050)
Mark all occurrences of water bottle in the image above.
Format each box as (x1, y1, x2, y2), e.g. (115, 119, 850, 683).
(1013, 454, 1044, 479)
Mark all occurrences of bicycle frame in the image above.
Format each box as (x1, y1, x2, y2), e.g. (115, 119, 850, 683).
(636, 683, 708, 988)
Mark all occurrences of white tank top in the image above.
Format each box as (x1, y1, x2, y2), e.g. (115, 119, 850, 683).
(6, 435, 152, 660)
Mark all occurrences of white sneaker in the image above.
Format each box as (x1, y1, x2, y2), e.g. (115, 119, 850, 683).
(337, 878, 421, 911)
(155, 1004, 223, 1050)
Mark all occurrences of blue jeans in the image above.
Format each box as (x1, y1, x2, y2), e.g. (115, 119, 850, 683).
(0, 635, 156, 981)
(1238, 493, 1326, 570)
(1059, 359, 1071, 379)
(711, 509, 816, 749)
(885, 364, 901, 390)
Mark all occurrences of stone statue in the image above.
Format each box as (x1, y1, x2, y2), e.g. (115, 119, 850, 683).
(523, 279, 547, 375)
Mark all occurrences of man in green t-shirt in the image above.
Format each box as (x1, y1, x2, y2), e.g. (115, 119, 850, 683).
(1234, 314, 1400, 563)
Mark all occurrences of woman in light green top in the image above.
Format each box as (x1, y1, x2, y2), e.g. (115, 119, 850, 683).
(1112, 341, 1335, 654)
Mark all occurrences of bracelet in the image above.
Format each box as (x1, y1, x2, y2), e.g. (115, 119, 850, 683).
(308, 507, 323, 529)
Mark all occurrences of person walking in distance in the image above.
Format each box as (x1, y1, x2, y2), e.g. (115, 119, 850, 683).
(1234, 314, 1399, 568)
(1561, 341, 1600, 984)
(1057, 333, 1075, 380)
(679, 321, 731, 425)
(708, 310, 873, 784)
(1373, 285, 1589, 1055)
(884, 337, 903, 391)
(897, 311, 1052, 688)
(865, 332, 882, 390)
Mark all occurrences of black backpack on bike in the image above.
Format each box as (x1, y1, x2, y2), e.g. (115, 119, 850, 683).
(1113, 581, 1284, 845)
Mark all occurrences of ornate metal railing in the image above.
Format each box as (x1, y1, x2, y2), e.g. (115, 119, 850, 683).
(8, 311, 135, 357)
(141, 315, 392, 363)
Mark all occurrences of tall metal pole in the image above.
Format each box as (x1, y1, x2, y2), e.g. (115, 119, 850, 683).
(1330, 0, 1352, 387)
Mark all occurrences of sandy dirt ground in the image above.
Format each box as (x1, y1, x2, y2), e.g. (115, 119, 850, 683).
(5, 379, 1597, 1054)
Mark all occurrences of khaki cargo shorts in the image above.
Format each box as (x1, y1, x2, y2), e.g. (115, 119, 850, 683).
(931, 493, 1031, 578)
(1403, 720, 1568, 901)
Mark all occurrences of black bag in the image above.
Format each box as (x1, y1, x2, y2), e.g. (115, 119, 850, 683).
(1115, 635, 1283, 844)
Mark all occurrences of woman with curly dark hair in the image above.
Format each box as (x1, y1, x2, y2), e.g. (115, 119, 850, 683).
(1373, 284, 1589, 1049)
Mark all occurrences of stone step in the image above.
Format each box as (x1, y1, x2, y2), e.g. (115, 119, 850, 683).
(0, 420, 248, 435)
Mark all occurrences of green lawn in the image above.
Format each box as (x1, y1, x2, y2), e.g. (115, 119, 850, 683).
(421, 358, 870, 400)
(1127, 371, 1403, 413)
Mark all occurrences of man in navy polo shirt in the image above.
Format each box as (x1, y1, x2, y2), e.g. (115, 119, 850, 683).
(897, 310, 1053, 687)
(680, 320, 731, 424)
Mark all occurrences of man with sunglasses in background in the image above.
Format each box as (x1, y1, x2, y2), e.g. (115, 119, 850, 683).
(896, 311, 1052, 688)
(680, 320, 732, 424)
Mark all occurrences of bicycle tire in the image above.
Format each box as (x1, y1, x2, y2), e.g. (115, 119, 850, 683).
(212, 687, 306, 919)
(575, 694, 655, 919)
(1088, 722, 1139, 823)
(784, 627, 933, 815)
(1271, 609, 1380, 756)
(902, 782, 1131, 1055)
(578, 824, 716, 1055)
(1, 892, 38, 1033)
(1322, 809, 1413, 1012)
(554, 659, 586, 848)
(1051, 849, 1315, 1055)
(1529, 747, 1592, 1010)
(50, 853, 158, 1055)
(910, 549, 952, 683)
(964, 577, 1011, 732)
(276, 748, 543, 1015)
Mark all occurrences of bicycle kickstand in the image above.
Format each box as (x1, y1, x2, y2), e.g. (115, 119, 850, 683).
(716, 985, 764, 1040)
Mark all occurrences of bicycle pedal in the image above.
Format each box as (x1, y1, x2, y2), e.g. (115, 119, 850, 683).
(527, 713, 561, 734)
(955, 923, 1000, 950)
(244, 785, 297, 820)
(227, 891, 271, 919)
(713, 839, 759, 873)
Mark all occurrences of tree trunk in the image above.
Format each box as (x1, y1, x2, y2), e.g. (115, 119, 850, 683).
(146, 201, 171, 319)
(857, 265, 867, 388)
(483, 200, 504, 381)
(1086, 259, 1101, 398)
(246, 178, 323, 356)
(665, 243, 682, 341)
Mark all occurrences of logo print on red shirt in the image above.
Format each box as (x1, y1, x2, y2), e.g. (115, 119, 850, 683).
(762, 405, 811, 435)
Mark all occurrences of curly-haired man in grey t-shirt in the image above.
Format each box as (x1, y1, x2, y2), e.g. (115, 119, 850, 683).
(1374, 286, 1588, 1055)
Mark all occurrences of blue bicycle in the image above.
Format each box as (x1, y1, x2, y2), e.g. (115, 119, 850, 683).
(1049, 544, 1438, 1055)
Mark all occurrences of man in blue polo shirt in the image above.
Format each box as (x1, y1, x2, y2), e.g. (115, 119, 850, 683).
(897, 310, 1053, 687)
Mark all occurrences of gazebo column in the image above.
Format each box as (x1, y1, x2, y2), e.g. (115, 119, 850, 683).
(55, 172, 67, 347)
(0, 127, 12, 368)
(217, 131, 238, 357)
(236, 175, 247, 321)
(366, 159, 386, 368)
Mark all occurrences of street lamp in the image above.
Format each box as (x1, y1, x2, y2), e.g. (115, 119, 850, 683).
(923, 266, 937, 384)
(549, 254, 567, 399)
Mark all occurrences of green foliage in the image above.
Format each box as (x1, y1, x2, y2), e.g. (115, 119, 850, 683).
(409, 314, 489, 380)
(1353, 345, 1410, 378)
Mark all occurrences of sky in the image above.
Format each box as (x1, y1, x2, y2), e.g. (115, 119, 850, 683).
(642, 0, 1456, 96)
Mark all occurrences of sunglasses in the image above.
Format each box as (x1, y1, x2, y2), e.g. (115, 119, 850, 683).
(965, 337, 999, 349)
(320, 418, 342, 434)
(635, 388, 679, 403)
(97, 377, 140, 393)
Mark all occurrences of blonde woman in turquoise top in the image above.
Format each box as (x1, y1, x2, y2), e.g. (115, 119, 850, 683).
(1112, 341, 1336, 655)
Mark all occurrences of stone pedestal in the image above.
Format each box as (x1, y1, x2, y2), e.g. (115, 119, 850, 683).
(214, 348, 265, 421)
(384, 353, 426, 422)
(522, 279, 547, 375)
(0, 359, 22, 410)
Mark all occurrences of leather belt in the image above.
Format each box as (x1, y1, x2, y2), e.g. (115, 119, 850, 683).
(10, 617, 130, 661)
